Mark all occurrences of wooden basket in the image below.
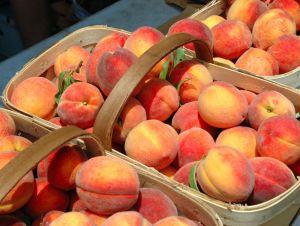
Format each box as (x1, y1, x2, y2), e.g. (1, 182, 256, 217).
(0, 108, 222, 226)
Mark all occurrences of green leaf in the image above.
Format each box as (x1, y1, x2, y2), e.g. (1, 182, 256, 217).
(173, 48, 186, 68)
(189, 163, 200, 191)
(159, 60, 170, 80)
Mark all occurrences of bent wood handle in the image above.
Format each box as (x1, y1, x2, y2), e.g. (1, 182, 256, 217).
(93, 32, 213, 152)
(0, 126, 104, 201)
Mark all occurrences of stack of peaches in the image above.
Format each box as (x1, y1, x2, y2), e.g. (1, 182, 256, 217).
(0, 110, 205, 226)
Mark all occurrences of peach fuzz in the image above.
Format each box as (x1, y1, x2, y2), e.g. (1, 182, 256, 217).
(0, 109, 16, 138)
(252, 8, 296, 50)
(167, 18, 213, 50)
(177, 127, 215, 167)
(213, 57, 236, 68)
(212, 20, 252, 60)
(54, 45, 90, 82)
(198, 81, 248, 129)
(75, 156, 140, 215)
(125, 120, 178, 170)
(42, 210, 64, 226)
(249, 157, 296, 204)
(256, 115, 300, 165)
(96, 48, 137, 96)
(11, 77, 58, 119)
(102, 211, 152, 226)
(113, 97, 147, 145)
(154, 216, 198, 226)
(201, 15, 226, 29)
(171, 101, 217, 137)
(227, 0, 268, 29)
(87, 32, 128, 85)
(57, 82, 104, 129)
(47, 145, 87, 190)
(235, 47, 279, 76)
(0, 151, 34, 214)
(50, 212, 96, 226)
(169, 59, 213, 104)
(0, 135, 32, 152)
(173, 161, 197, 186)
(81, 210, 107, 226)
(133, 188, 178, 224)
(196, 146, 255, 203)
(269, 0, 300, 31)
(0, 215, 26, 226)
(240, 90, 257, 105)
(267, 34, 300, 73)
(216, 126, 257, 159)
(248, 90, 296, 130)
(137, 78, 179, 122)
(23, 177, 69, 218)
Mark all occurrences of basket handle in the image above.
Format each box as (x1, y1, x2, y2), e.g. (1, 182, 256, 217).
(93, 32, 213, 151)
(0, 126, 104, 201)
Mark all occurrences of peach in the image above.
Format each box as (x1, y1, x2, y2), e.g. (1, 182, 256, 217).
(54, 45, 90, 82)
(0, 151, 34, 214)
(50, 212, 96, 226)
(235, 47, 279, 76)
(196, 146, 255, 203)
(212, 20, 252, 60)
(171, 101, 217, 137)
(201, 15, 226, 29)
(87, 32, 128, 85)
(96, 48, 137, 96)
(198, 81, 248, 128)
(227, 0, 268, 29)
(81, 210, 107, 226)
(177, 128, 215, 167)
(154, 216, 198, 226)
(248, 157, 297, 204)
(68, 190, 87, 211)
(0, 109, 16, 138)
(47, 144, 88, 190)
(240, 90, 257, 105)
(23, 177, 69, 218)
(216, 126, 257, 159)
(160, 165, 177, 178)
(256, 115, 300, 165)
(133, 188, 178, 224)
(248, 90, 296, 130)
(289, 158, 300, 176)
(42, 210, 64, 226)
(37, 151, 57, 178)
(137, 78, 179, 122)
(269, 0, 300, 31)
(48, 117, 65, 127)
(173, 161, 197, 186)
(169, 59, 213, 104)
(0, 215, 26, 226)
(75, 156, 140, 215)
(167, 18, 213, 50)
(125, 120, 178, 170)
(113, 97, 147, 145)
(0, 135, 32, 152)
(57, 82, 104, 129)
(267, 34, 300, 73)
(102, 211, 152, 226)
(213, 57, 236, 68)
(252, 8, 296, 50)
(11, 77, 58, 119)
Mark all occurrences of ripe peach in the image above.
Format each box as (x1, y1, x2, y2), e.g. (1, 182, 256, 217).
(137, 78, 179, 122)
(256, 115, 300, 165)
(248, 157, 297, 204)
(212, 20, 252, 60)
(0, 215, 26, 226)
(240, 90, 257, 105)
(198, 81, 248, 128)
(227, 0, 268, 29)
(113, 97, 147, 145)
(252, 8, 296, 50)
(0, 109, 16, 138)
(267, 34, 300, 73)
(81, 210, 107, 226)
(0, 135, 32, 152)
(289, 158, 300, 176)
(248, 90, 296, 130)
(48, 117, 65, 127)
(36, 151, 57, 178)
(125, 120, 178, 170)
(102, 211, 152, 226)
(160, 165, 177, 178)
(68, 190, 87, 211)
(173, 161, 197, 186)
(75, 156, 140, 215)
(11, 77, 58, 119)
(23, 177, 69, 218)
(167, 18, 213, 50)
(169, 59, 213, 104)
(216, 126, 257, 159)
(154, 216, 198, 226)
(0, 151, 34, 214)
(42, 210, 64, 226)
(50, 212, 96, 226)
(133, 188, 178, 224)
(57, 82, 104, 129)
(196, 146, 255, 203)
(201, 15, 226, 29)
(213, 57, 236, 68)
(235, 47, 279, 76)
